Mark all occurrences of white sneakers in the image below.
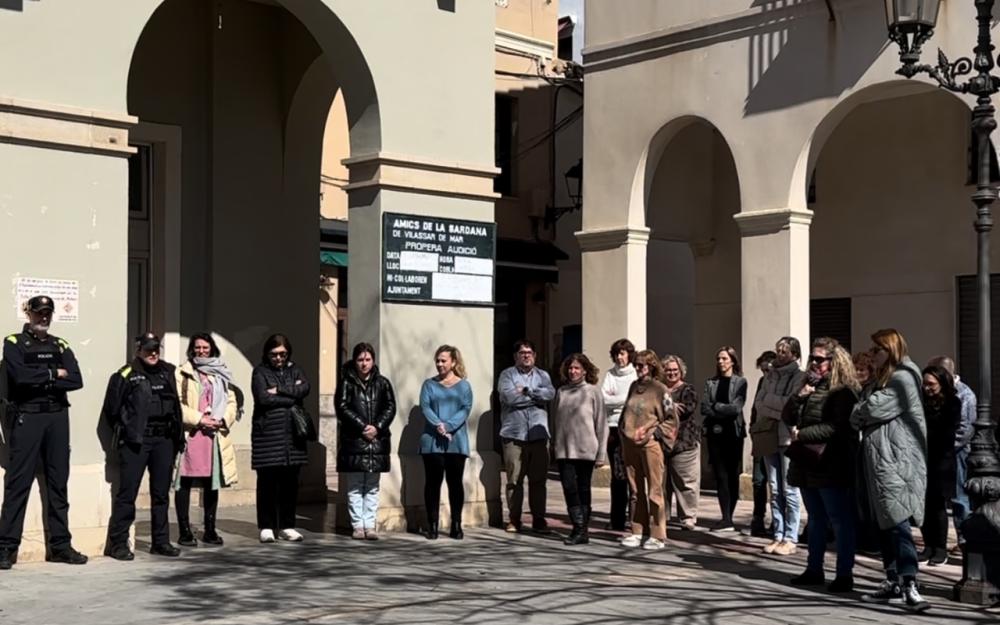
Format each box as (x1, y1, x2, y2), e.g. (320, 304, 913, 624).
(642, 537, 666, 551)
(620, 534, 667, 550)
(260, 528, 304, 543)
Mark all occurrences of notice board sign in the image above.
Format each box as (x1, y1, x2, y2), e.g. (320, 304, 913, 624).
(382, 213, 495, 305)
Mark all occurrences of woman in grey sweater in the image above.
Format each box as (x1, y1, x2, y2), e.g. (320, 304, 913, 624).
(551, 353, 608, 545)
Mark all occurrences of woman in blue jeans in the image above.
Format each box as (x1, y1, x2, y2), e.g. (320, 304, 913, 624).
(851, 329, 929, 612)
(783, 337, 859, 593)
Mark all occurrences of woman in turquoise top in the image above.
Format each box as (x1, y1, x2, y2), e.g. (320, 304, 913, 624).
(419, 344, 473, 540)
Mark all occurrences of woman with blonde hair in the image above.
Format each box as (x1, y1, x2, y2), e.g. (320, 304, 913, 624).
(783, 337, 860, 593)
(851, 329, 928, 612)
(419, 345, 473, 540)
(619, 350, 677, 550)
(551, 353, 607, 545)
(662, 355, 700, 531)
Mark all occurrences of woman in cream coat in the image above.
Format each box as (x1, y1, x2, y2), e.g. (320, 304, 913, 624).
(174, 333, 239, 546)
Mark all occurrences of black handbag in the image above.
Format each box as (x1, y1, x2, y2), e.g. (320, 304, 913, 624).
(290, 405, 318, 442)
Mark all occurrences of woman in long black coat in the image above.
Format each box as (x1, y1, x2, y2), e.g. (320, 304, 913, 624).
(335, 342, 397, 540)
(919, 365, 960, 566)
(251, 334, 311, 544)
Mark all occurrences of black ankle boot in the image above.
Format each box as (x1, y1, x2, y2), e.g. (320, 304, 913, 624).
(177, 523, 197, 547)
(425, 521, 439, 540)
(564, 506, 589, 545)
(202, 512, 224, 546)
(450, 521, 464, 540)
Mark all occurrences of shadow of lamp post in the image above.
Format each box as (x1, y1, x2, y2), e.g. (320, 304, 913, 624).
(885, 0, 1000, 605)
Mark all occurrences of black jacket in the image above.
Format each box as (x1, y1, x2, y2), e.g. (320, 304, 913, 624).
(251, 362, 310, 469)
(782, 380, 858, 489)
(3, 325, 83, 411)
(925, 394, 960, 500)
(102, 359, 183, 447)
(335, 363, 396, 473)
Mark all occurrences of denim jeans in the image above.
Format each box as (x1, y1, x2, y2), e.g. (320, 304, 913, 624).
(765, 451, 801, 542)
(880, 519, 919, 581)
(345, 472, 381, 530)
(800, 487, 857, 578)
(953, 449, 971, 542)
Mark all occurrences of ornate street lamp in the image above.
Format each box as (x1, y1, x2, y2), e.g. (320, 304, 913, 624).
(886, 0, 1000, 605)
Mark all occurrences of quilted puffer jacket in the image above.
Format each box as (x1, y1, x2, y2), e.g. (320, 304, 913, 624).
(850, 357, 927, 530)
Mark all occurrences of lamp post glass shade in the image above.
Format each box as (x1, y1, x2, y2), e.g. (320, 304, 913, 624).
(564, 159, 582, 208)
(884, 0, 941, 32)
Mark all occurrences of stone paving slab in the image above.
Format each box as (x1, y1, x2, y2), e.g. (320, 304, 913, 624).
(0, 504, 997, 625)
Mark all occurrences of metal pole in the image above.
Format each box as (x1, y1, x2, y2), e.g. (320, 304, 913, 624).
(954, 0, 1000, 604)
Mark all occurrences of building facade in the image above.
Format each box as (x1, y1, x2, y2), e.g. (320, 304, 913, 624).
(580, 0, 998, 454)
(0, 0, 498, 560)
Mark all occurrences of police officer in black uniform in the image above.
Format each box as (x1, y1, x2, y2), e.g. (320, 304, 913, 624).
(104, 333, 184, 560)
(0, 295, 87, 570)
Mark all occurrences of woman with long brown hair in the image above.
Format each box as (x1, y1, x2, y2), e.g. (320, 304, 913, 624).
(851, 329, 928, 612)
(619, 350, 677, 550)
(551, 353, 607, 545)
(700, 346, 747, 532)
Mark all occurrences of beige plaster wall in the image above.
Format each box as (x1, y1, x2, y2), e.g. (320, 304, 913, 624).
(0, 0, 498, 556)
(810, 90, 984, 365)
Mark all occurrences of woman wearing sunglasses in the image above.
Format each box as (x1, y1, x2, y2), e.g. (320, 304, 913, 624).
(251, 334, 311, 544)
(783, 337, 860, 593)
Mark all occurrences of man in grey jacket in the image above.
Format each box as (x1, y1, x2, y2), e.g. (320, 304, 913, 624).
(751, 336, 805, 556)
(498, 339, 556, 533)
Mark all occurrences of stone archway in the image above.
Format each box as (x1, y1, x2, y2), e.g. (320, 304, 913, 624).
(642, 117, 743, 388)
(125, 0, 381, 508)
(802, 80, 984, 371)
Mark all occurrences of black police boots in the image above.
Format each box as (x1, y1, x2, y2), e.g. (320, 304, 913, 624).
(47, 546, 88, 565)
(104, 542, 135, 561)
(150, 543, 181, 557)
(0, 548, 17, 570)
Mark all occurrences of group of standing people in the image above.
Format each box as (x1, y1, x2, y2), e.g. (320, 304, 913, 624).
(0, 294, 975, 615)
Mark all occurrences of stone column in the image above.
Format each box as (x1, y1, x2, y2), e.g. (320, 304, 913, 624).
(576, 226, 651, 358)
(339, 153, 502, 532)
(733, 208, 812, 493)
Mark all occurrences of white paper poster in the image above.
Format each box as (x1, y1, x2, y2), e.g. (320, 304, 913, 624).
(14, 277, 80, 323)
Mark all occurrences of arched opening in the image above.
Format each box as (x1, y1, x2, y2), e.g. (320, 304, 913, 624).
(806, 83, 994, 384)
(125, 0, 379, 507)
(644, 118, 743, 388)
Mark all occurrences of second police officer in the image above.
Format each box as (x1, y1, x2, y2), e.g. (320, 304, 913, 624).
(104, 333, 185, 560)
(0, 295, 87, 570)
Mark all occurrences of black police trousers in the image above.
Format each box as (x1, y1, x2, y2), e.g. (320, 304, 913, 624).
(0, 409, 73, 550)
(108, 435, 175, 547)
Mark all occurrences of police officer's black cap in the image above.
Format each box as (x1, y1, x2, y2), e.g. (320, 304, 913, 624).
(136, 332, 161, 351)
(27, 295, 54, 313)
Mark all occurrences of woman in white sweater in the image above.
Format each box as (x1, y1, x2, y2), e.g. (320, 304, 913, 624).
(600, 338, 637, 531)
(552, 353, 607, 545)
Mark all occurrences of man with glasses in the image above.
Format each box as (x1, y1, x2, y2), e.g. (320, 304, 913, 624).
(103, 332, 184, 560)
(0, 295, 87, 570)
(497, 339, 555, 533)
(751, 337, 805, 556)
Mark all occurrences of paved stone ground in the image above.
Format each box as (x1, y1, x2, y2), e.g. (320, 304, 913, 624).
(1, 477, 998, 625)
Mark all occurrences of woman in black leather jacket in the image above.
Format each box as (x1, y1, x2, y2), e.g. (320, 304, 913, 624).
(336, 342, 397, 540)
(251, 334, 310, 544)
